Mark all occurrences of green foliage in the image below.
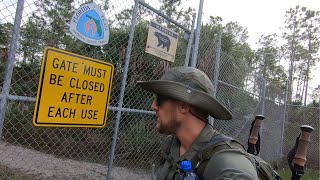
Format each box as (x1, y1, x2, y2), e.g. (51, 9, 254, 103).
(0, 62, 40, 96)
(287, 106, 318, 125)
(3, 102, 114, 163)
(2, 0, 319, 173)
(2, 101, 162, 169)
(277, 168, 319, 180)
(281, 6, 320, 104)
(284, 106, 319, 167)
(255, 34, 285, 82)
(158, 0, 194, 31)
(118, 119, 163, 168)
(10, 62, 40, 96)
(0, 22, 13, 46)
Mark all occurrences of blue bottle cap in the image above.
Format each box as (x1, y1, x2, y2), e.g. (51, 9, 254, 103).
(180, 160, 192, 172)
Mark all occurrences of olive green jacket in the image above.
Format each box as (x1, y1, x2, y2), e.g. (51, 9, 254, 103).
(156, 124, 259, 180)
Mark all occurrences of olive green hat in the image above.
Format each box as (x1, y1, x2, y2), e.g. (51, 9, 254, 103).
(137, 66, 233, 120)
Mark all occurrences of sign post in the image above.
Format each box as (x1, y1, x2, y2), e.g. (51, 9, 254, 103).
(33, 47, 114, 128)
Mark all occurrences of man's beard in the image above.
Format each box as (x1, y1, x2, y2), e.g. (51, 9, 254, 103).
(156, 119, 181, 135)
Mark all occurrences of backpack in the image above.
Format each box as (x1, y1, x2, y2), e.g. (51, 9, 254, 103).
(190, 134, 282, 180)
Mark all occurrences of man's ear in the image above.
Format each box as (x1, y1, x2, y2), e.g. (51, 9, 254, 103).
(177, 101, 191, 114)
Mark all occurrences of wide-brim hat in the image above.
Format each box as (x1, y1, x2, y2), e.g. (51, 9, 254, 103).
(137, 66, 232, 120)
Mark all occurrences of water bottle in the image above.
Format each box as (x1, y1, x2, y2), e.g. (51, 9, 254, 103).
(179, 160, 199, 180)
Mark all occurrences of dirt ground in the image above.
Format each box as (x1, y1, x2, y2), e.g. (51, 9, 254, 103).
(0, 141, 152, 180)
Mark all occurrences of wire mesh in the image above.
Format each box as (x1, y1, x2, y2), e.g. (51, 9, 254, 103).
(0, 0, 319, 179)
(195, 13, 289, 165)
(0, 0, 143, 179)
(284, 105, 319, 168)
(110, 1, 192, 179)
(0, 0, 192, 179)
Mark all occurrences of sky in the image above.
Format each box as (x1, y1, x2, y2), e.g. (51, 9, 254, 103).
(183, 0, 320, 101)
(184, 0, 320, 50)
(1, 0, 319, 100)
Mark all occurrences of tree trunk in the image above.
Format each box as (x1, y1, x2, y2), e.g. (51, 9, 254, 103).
(287, 55, 294, 104)
(302, 75, 306, 103)
(304, 32, 311, 106)
(295, 71, 301, 100)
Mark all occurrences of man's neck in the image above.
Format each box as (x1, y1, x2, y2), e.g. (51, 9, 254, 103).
(175, 117, 206, 156)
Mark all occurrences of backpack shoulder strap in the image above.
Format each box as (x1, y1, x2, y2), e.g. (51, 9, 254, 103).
(198, 134, 234, 156)
(193, 134, 244, 179)
(192, 134, 282, 180)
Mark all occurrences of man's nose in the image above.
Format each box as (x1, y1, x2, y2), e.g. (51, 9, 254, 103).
(151, 100, 158, 112)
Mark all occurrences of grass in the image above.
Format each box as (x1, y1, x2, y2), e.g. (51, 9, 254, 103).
(277, 168, 319, 180)
(1, 163, 318, 180)
(5, 166, 317, 180)
(0, 165, 36, 180)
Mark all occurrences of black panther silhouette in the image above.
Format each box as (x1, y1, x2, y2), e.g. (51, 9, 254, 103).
(154, 32, 171, 52)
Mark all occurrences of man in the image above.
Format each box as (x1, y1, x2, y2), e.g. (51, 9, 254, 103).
(137, 66, 258, 179)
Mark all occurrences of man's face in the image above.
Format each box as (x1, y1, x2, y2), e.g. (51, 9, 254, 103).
(151, 95, 181, 134)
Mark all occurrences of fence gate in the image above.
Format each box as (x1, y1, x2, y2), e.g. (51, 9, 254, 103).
(0, 0, 194, 179)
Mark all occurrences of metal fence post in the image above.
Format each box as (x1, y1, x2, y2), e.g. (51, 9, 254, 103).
(213, 32, 222, 98)
(184, 13, 196, 67)
(259, 77, 266, 143)
(191, 0, 204, 68)
(261, 77, 266, 115)
(0, 0, 25, 138)
(280, 79, 288, 157)
(209, 31, 222, 125)
(106, 0, 139, 179)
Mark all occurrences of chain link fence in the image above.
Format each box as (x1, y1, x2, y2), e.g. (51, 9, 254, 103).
(195, 12, 286, 163)
(196, 11, 319, 169)
(0, 0, 193, 179)
(283, 105, 319, 168)
(0, 0, 319, 179)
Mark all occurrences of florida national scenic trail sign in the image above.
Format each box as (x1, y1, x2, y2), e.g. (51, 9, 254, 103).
(145, 21, 179, 62)
(33, 47, 114, 128)
(69, 2, 109, 46)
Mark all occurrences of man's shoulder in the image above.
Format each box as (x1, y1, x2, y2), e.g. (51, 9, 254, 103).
(203, 147, 258, 179)
(197, 133, 258, 179)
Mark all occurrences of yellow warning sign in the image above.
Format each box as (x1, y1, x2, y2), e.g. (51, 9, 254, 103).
(33, 47, 114, 128)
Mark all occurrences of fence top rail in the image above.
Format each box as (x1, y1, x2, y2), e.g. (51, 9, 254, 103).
(138, 0, 191, 34)
(218, 80, 261, 98)
(218, 80, 286, 105)
(287, 104, 319, 109)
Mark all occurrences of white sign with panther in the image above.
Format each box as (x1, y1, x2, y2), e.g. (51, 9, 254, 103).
(145, 21, 178, 62)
